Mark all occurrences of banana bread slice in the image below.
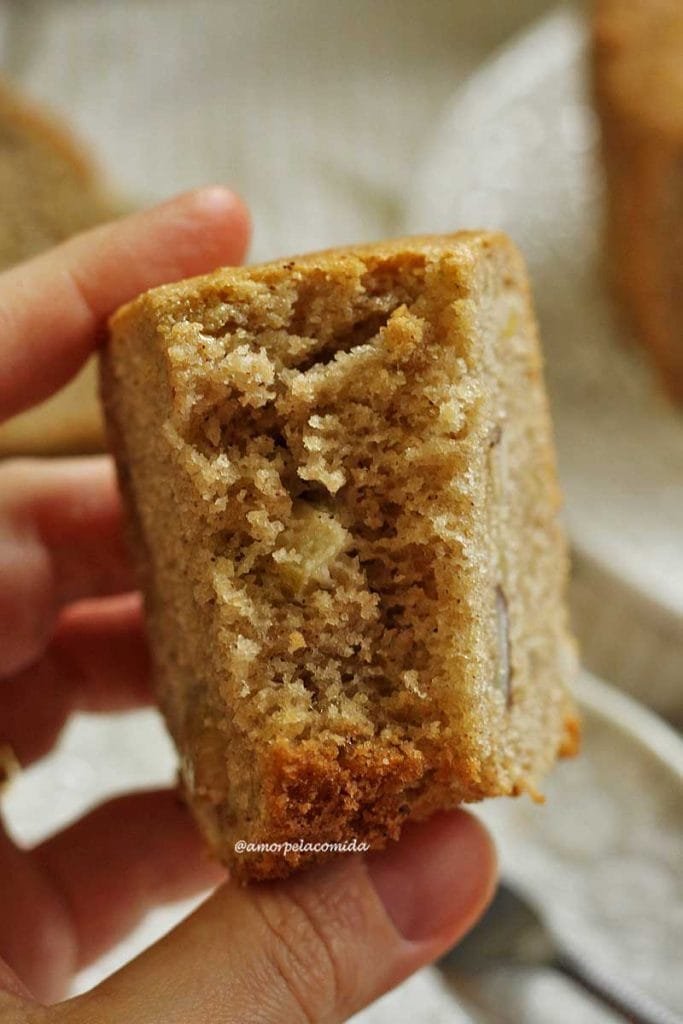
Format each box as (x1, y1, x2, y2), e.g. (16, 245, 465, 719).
(593, 0, 683, 403)
(102, 233, 579, 881)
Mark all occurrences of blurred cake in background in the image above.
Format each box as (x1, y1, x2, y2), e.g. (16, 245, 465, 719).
(0, 77, 119, 454)
(593, 0, 683, 405)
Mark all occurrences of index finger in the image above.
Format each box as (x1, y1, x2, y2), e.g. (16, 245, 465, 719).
(0, 186, 250, 422)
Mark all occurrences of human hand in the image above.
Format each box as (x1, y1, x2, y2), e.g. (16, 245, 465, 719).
(0, 190, 496, 1023)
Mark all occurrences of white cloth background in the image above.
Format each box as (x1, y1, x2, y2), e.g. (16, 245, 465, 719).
(0, 0, 555, 262)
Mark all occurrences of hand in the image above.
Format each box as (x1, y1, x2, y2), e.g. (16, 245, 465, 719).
(0, 190, 496, 1023)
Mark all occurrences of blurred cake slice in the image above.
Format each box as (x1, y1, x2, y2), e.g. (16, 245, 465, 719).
(593, 0, 683, 403)
(0, 77, 118, 454)
(103, 233, 579, 881)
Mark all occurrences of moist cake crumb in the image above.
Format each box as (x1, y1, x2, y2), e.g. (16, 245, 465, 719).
(102, 232, 579, 881)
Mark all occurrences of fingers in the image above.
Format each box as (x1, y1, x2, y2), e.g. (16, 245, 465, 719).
(25, 790, 225, 1002)
(53, 594, 151, 711)
(0, 186, 250, 422)
(2, 456, 130, 601)
(0, 457, 133, 677)
(0, 789, 222, 1003)
(2, 594, 151, 766)
(71, 811, 496, 1024)
(0, 824, 77, 1006)
(0, 958, 34, 1002)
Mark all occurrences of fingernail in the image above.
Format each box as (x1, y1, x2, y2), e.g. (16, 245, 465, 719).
(366, 810, 496, 942)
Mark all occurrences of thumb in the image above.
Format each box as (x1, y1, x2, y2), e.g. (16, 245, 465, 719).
(63, 811, 496, 1024)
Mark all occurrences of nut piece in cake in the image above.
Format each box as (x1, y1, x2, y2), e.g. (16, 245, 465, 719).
(102, 232, 579, 881)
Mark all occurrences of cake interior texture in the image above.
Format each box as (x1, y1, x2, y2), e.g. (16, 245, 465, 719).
(103, 233, 578, 879)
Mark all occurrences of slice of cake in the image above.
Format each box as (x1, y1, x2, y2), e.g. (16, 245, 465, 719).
(102, 233, 579, 881)
(593, 0, 683, 403)
(0, 77, 118, 454)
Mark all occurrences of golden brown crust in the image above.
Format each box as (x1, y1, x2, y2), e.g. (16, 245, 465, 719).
(201, 710, 580, 882)
(110, 230, 513, 330)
